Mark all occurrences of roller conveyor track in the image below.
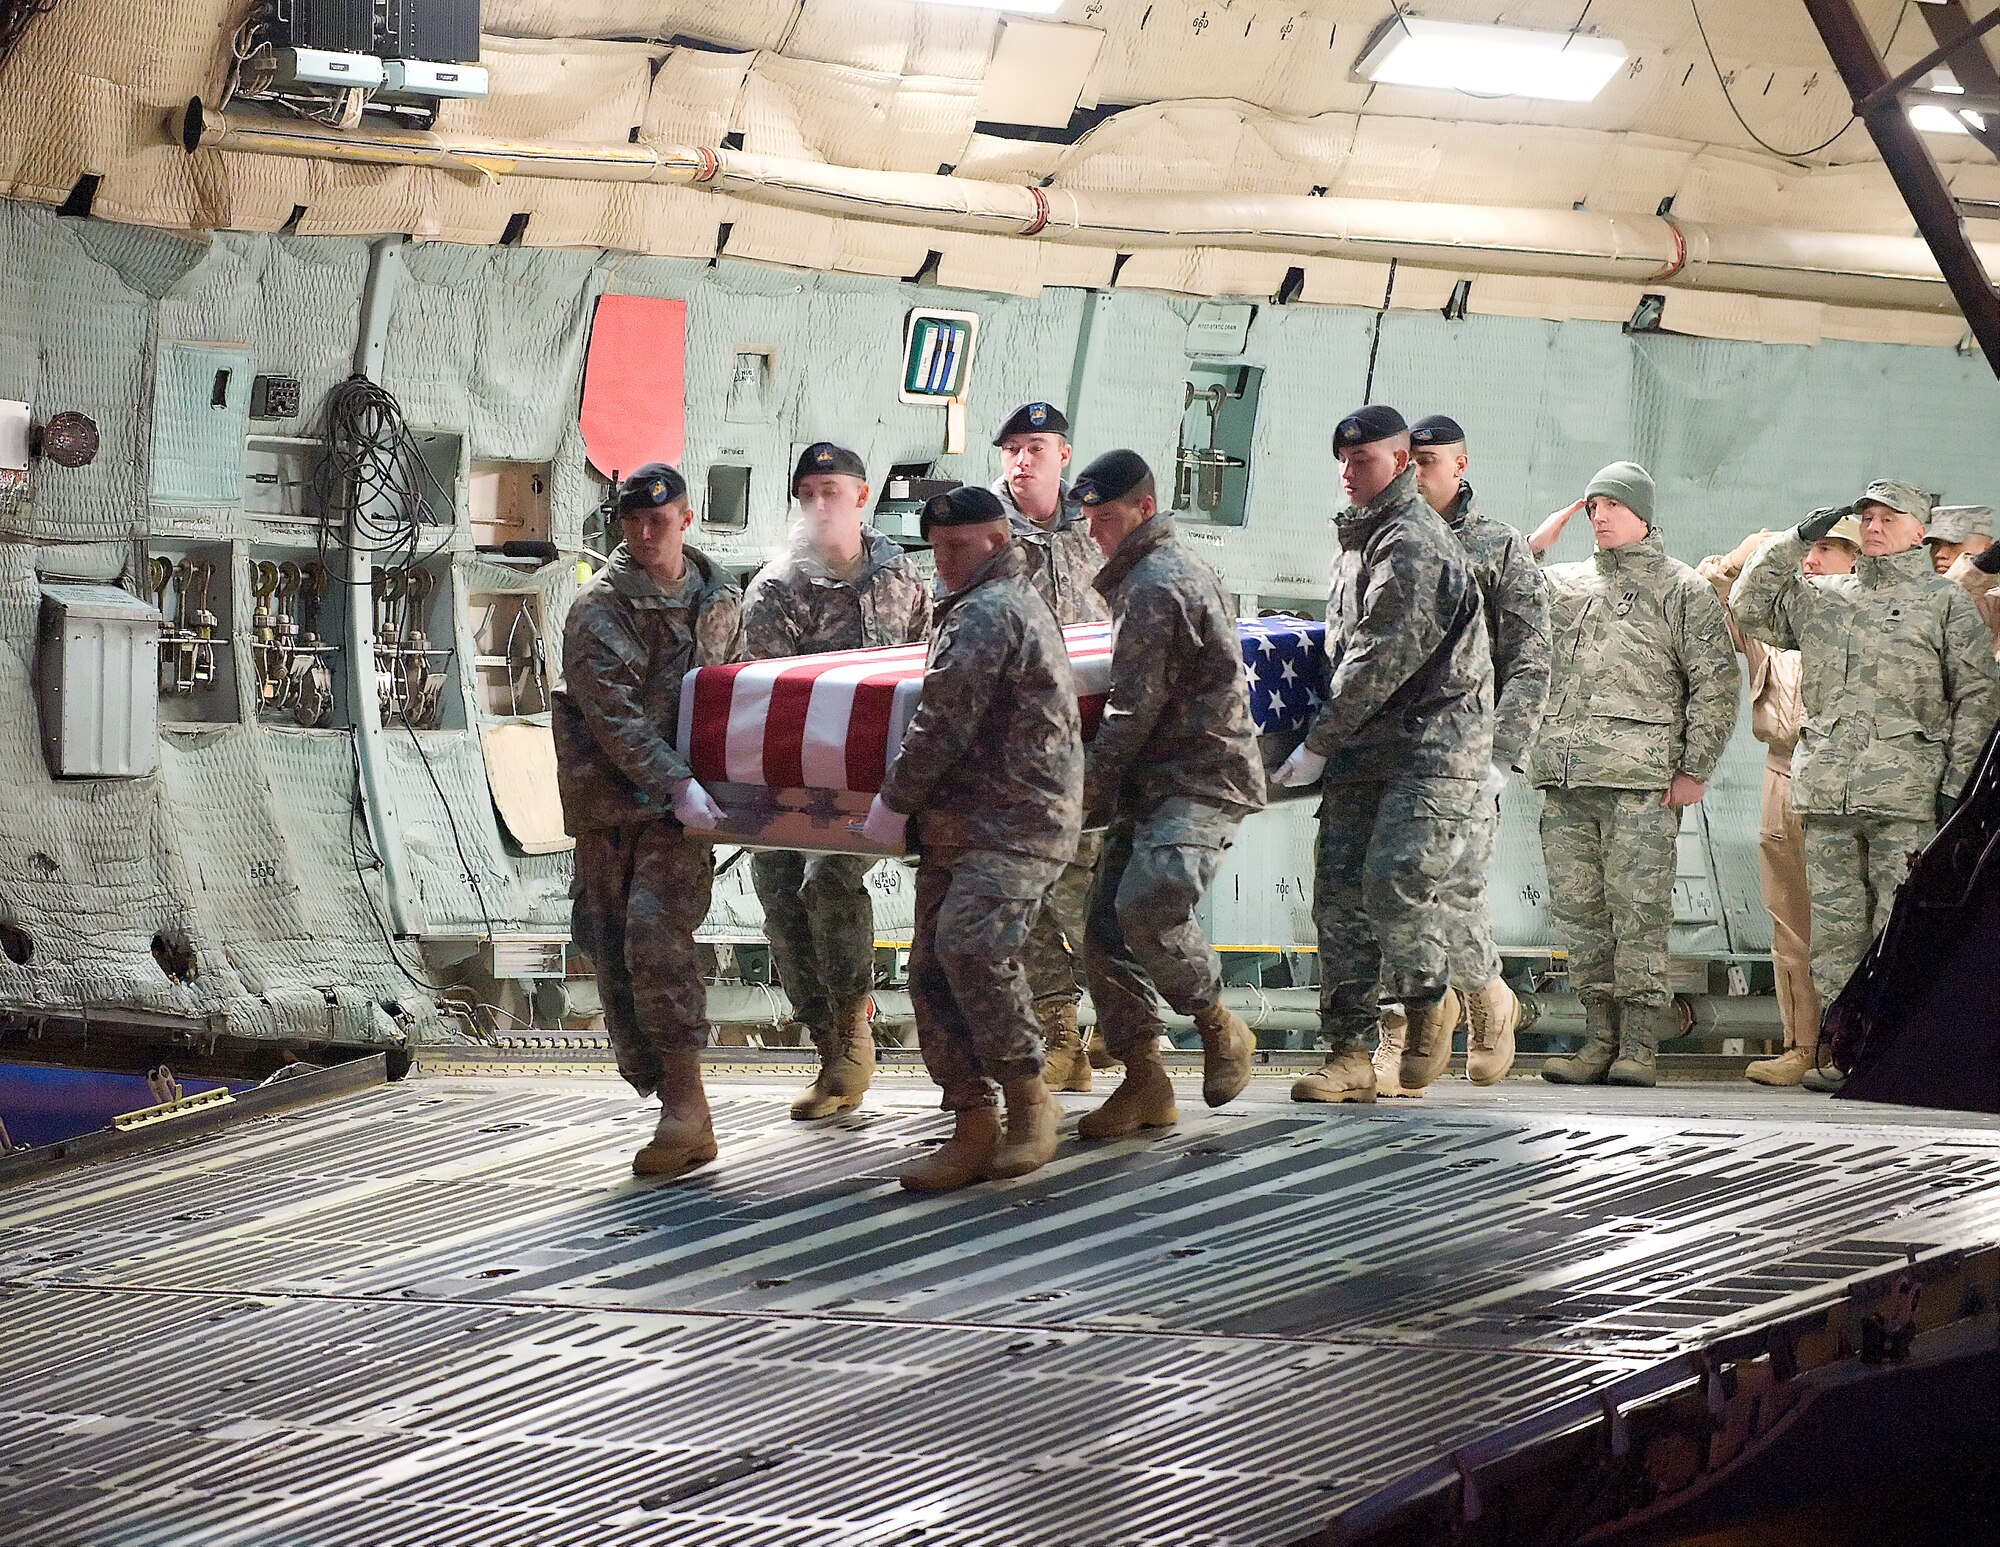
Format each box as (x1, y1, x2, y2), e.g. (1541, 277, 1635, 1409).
(3, 1074, 1999, 1545)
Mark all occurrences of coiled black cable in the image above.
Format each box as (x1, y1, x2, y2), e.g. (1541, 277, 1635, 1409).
(312, 374, 455, 575)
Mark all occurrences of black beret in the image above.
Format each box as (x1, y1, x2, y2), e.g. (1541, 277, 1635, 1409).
(1073, 449, 1153, 507)
(1333, 404, 1409, 450)
(992, 400, 1070, 445)
(792, 442, 867, 489)
(617, 462, 687, 512)
(1409, 414, 1467, 447)
(919, 484, 1007, 539)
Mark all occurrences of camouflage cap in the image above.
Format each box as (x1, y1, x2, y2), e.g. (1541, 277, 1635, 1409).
(1928, 504, 1993, 545)
(1856, 479, 1935, 520)
(1823, 512, 1864, 548)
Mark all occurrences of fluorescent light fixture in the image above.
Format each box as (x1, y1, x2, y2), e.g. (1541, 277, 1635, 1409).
(1356, 16, 1628, 102)
(1911, 103, 1983, 133)
(1911, 69, 1985, 135)
(907, 0, 1064, 12)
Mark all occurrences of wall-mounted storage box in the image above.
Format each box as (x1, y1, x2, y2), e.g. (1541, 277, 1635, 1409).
(36, 584, 162, 778)
(468, 459, 552, 548)
(243, 434, 322, 522)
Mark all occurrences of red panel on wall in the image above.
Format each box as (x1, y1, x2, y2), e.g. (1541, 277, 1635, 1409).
(579, 294, 687, 480)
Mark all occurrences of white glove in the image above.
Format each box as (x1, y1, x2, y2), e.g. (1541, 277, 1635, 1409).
(857, 793, 909, 849)
(671, 778, 724, 832)
(1273, 745, 1327, 789)
(1482, 761, 1510, 799)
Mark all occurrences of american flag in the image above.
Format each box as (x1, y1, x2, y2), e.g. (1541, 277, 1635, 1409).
(679, 617, 1327, 795)
(1239, 615, 1328, 735)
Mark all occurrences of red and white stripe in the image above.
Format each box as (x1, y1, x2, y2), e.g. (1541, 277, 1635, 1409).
(680, 622, 1117, 794)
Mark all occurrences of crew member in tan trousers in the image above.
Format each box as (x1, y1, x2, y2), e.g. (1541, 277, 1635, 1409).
(1701, 516, 1860, 1085)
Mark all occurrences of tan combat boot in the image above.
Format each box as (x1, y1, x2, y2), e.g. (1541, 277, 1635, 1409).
(1037, 1002, 1092, 1093)
(633, 1048, 719, 1179)
(1371, 1005, 1419, 1098)
(1191, 1000, 1256, 1108)
(1746, 1047, 1813, 1086)
(1086, 1030, 1122, 1071)
(1292, 1039, 1378, 1103)
(899, 1106, 1003, 1192)
(789, 998, 875, 1120)
(1078, 1037, 1179, 1139)
(1464, 977, 1520, 1086)
(1543, 998, 1619, 1084)
(1606, 1000, 1663, 1088)
(1398, 991, 1461, 1094)
(1746, 1034, 1815, 1087)
(988, 1079, 1064, 1180)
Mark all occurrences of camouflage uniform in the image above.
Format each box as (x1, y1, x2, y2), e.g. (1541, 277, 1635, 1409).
(1304, 466, 1494, 1047)
(1734, 524, 2000, 1008)
(1533, 535, 1739, 1012)
(1438, 482, 1552, 987)
(1081, 516, 1267, 1057)
(552, 544, 744, 1096)
(880, 540, 1084, 1110)
(993, 475, 1109, 1010)
(992, 475, 1108, 628)
(741, 528, 931, 1032)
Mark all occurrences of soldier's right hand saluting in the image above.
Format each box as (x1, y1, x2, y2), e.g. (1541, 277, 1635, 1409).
(1529, 498, 1587, 559)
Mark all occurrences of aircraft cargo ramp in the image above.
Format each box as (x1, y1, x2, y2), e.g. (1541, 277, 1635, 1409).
(3, 1069, 1999, 1546)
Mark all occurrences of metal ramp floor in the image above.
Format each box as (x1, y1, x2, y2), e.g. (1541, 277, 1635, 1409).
(4, 1073, 2000, 1545)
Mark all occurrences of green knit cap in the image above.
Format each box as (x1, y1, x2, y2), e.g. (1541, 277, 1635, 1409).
(1585, 461, 1656, 528)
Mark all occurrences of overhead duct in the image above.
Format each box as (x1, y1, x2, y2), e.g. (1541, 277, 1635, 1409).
(177, 99, 1990, 316)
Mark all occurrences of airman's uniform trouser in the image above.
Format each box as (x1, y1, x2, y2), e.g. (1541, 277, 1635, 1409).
(1440, 795, 1502, 988)
(1085, 797, 1243, 1059)
(1801, 812, 1933, 1010)
(570, 820, 714, 1097)
(1022, 830, 1104, 1006)
(1315, 776, 1476, 1047)
(749, 850, 875, 1031)
(909, 845, 1064, 1111)
(1758, 767, 1820, 1047)
(1539, 786, 1677, 1011)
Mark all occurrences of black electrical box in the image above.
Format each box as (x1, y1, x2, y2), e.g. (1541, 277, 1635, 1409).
(265, 0, 376, 54)
(378, 0, 482, 63)
(250, 374, 302, 420)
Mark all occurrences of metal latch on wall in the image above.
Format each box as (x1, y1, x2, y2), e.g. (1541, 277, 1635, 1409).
(1173, 363, 1262, 525)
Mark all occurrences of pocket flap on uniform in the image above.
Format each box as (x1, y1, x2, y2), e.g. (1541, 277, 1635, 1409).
(1872, 715, 1944, 741)
(1593, 707, 1675, 728)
